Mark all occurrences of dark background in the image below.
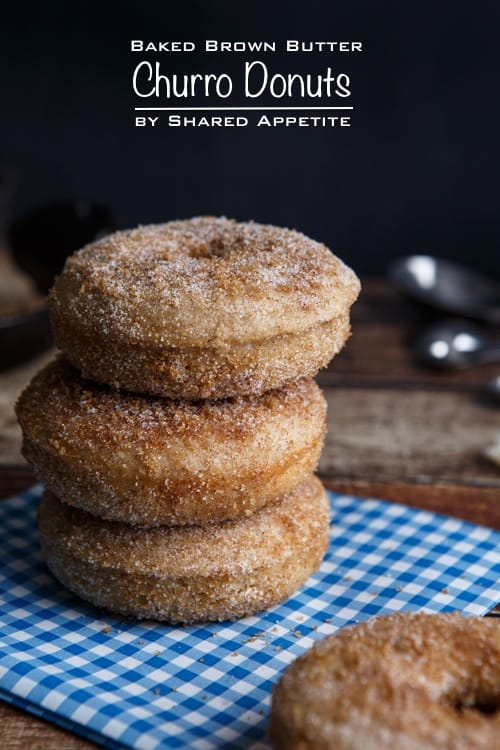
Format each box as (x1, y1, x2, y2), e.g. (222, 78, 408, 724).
(1, 0, 499, 276)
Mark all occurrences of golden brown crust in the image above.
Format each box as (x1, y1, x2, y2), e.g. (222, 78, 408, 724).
(50, 217, 360, 398)
(38, 476, 330, 623)
(17, 359, 326, 526)
(269, 612, 500, 750)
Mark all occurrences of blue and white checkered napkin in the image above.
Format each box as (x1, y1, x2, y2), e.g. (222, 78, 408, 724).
(0, 486, 499, 750)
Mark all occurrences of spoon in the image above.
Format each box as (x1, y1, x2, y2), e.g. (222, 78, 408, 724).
(389, 255, 500, 323)
(415, 320, 500, 369)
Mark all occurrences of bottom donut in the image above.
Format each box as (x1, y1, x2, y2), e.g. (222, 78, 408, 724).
(38, 476, 330, 624)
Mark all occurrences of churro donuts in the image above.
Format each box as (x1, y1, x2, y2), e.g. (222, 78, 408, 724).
(17, 359, 326, 527)
(269, 612, 500, 750)
(38, 476, 330, 623)
(50, 217, 360, 399)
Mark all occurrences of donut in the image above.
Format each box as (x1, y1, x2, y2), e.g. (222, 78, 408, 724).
(50, 217, 360, 399)
(269, 612, 500, 750)
(38, 476, 330, 623)
(17, 358, 326, 527)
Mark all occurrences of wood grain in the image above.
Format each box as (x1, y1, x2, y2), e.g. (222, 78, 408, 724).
(0, 702, 97, 749)
(323, 479, 500, 528)
(320, 387, 500, 486)
(0, 466, 35, 500)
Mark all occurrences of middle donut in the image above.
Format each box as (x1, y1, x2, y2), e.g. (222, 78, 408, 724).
(17, 358, 327, 527)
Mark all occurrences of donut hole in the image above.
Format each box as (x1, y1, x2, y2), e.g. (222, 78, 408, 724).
(184, 233, 274, 259)
(188, 237, 233, 258)
(449, 688, 500, 717)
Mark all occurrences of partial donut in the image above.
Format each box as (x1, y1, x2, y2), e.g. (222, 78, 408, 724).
(269, 612, 500, 750)
(17, 359, 326, 527)
(50, 217, 360, 399)
(38, 476, 330, 623)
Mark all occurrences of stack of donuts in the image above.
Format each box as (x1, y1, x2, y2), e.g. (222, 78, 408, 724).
(16, 217, 360, 623)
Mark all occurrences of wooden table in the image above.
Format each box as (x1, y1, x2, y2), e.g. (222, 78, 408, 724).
(1, 278, 499, 748)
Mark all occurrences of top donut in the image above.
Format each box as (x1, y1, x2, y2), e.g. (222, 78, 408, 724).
(50, 217, 360, 399)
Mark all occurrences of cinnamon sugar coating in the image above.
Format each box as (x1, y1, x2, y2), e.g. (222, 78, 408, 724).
(50, 217, 360, 398)
(52, 314, 350, 400)
(269, 612, 500, 750)
(17, 359, 326, 526)
(38, 476, 330, 623)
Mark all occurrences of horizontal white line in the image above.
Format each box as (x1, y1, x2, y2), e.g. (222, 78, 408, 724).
(134, 106, 354, 111)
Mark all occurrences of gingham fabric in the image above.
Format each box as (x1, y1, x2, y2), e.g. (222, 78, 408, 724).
(0, 486, 499, 750)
